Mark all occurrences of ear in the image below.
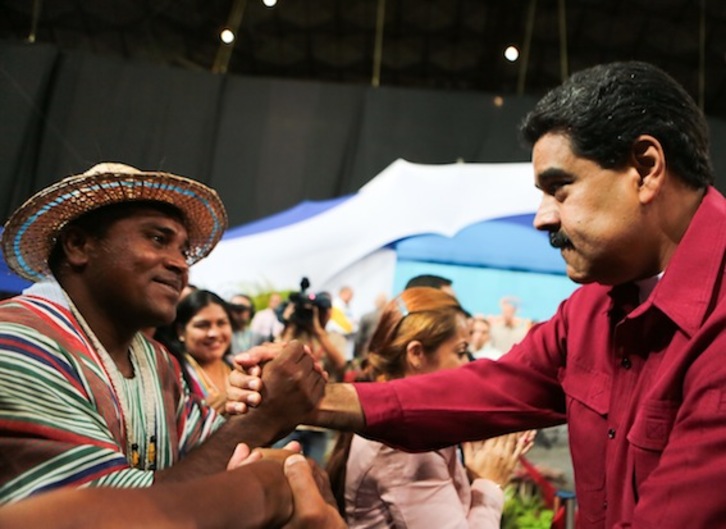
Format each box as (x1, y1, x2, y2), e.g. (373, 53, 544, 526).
(631, 135, 666, 204)
(58, 226, 95, 270)
(405, 340, 426, 372)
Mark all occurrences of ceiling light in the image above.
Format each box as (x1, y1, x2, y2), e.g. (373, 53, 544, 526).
(504, 45, 519, 62)
(220, 29, 235, 44)
(263, 0, 278, 7)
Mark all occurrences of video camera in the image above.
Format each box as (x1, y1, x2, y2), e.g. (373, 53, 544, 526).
(287, 277, 332, 328)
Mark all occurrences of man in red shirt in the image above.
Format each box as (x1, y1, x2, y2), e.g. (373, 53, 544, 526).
(232, 61, 726, 528)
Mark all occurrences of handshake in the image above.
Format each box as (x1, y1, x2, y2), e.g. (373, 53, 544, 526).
(224, 340, 329, 421)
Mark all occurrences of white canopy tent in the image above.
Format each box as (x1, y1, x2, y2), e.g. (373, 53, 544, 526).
(190, 159, 575, 318)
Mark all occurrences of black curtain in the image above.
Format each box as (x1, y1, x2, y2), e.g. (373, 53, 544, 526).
(2, 40, 725, 228)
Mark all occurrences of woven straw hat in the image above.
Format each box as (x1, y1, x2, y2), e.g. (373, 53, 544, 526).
(2, 162, 228, 282)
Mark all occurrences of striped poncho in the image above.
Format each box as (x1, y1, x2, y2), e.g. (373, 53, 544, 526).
(0, 292, 224, 504)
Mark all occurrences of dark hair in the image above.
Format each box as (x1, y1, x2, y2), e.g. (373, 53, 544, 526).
(154, 289, 232, 388)
(229, 293, 256, 322)
(520, 61, 713, 189)
(404, 274, 452, 290)
(174, 289, 233, 335)
(48, 200, 186, 276)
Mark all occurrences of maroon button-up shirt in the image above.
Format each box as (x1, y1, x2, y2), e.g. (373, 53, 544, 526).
(356, 187, 726, 528)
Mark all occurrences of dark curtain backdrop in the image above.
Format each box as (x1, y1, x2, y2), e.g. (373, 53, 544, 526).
(2, 40, 726, 228)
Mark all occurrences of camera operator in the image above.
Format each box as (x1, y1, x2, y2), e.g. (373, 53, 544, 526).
(274, 282, 347, 465)
(279, 287, 347, 380)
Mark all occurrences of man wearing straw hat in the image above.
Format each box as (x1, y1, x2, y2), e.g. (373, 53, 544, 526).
(0, 163, 326, 505)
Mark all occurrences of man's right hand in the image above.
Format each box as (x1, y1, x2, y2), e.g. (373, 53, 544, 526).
(232, 340, 326, 441)
(226, 342, 328, 416)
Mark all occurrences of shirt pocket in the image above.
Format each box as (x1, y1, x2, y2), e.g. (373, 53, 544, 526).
(627, 399, 678, 489)
(561, 368, 610, 524)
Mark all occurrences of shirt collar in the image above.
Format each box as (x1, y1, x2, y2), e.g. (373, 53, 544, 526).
(650, 187, 726, 336)
(23, 277, 68, 308)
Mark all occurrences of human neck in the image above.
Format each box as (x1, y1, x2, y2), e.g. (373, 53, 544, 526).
(653, 181, 706, 272)
(62, 283, 137, 376)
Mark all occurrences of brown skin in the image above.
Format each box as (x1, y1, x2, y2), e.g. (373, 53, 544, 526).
(532, 132, 705, 285)
(56, 205, 326, 482)
(0, 455, 345, 529)
(58, 208, 190, 375)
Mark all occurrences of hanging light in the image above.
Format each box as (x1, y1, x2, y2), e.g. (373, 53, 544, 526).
(504, 45, 520, 62)
(263, 0, 278, 7)
(220, 28, 235, 44)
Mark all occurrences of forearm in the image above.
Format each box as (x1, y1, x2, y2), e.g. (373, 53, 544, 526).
(155, 412, 286, 483)
(0, 461, 293, 529)
(305, 382, 366, 431)
(154, 460, 293, 529)
(315, 331, 346, 371)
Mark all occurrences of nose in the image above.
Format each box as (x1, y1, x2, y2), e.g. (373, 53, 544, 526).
(166, 248, 190, 274)
(533, 194, 560, 232)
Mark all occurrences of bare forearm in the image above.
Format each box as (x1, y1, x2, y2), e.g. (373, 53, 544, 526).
(155, 412, 285, 483)
(316, 332, 347, 371)
(305, 382, 366, 431)
(0, 461, 293, 529)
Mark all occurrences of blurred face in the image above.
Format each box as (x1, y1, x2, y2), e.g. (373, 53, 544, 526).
(229, 295, 253, 327)
(267, 293, 282, 310)
(181, 302, 232, 364)
(532, 132, 646, 285)
(340, 287, 353, 304)
(469, 319, 491, 350)
(78, 207, 189, 329)
(419, 314, 470, 374)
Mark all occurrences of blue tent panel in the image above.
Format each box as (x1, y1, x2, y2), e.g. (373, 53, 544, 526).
(394, 214, 566, 275)
(0, 228, 32, 294)
(223, 195, 353, 240)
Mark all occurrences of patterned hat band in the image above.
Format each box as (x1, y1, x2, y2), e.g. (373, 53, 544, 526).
(2, 163, 228, 281)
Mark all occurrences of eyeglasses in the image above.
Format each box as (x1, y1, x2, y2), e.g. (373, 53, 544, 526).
(229, 304, 251, 312)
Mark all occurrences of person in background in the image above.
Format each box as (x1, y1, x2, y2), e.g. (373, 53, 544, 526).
(250, 291, 285, 342)
(173, 289, 235, 413)
(325, 287, 533, 528)
(469, 314, 503, 360)
(181, 283, 198, 300)
(327, 285, 358, 360)
(0, 162, 325, 506)
(275, 290, 347, 464)
(404, 273, 455, 297)
(353, 292, 388, 360)
(230, 61, 726, 528)
(228, 292, 257, 353)
(487, 296, 532, 353)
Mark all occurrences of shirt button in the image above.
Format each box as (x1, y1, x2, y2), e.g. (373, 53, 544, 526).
(603, 500, 608, 510)
(607, 428, 616, 439)
(621, 356, 632, 369)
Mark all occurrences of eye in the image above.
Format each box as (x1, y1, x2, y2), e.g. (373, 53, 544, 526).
(547, 180, 572, 201)
(149, 231, 169, 246)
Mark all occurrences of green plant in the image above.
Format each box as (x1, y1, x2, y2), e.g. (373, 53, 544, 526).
(501, 484, 555, 529)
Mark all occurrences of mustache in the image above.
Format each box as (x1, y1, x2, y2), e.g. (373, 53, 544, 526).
(548, 230, 572, 249)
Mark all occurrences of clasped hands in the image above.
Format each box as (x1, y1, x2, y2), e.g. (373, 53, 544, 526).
(225, 340, 327, 416)
(224, 342, 345, 528)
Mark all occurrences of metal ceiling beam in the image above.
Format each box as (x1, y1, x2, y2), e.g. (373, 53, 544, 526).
(517, 0, 537, 95)
(28, 0, 43, 43)
(558, 0, 569, 81)
(372, 0, 386, 87)
(213, 0, 247, 74)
